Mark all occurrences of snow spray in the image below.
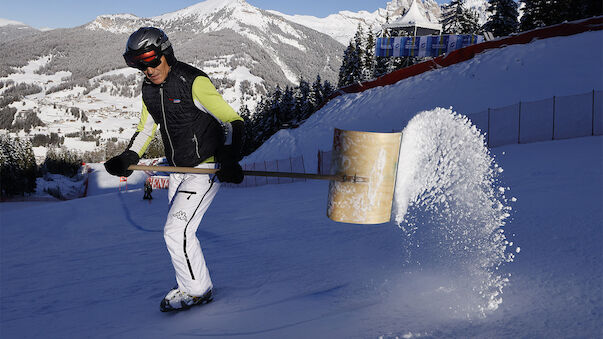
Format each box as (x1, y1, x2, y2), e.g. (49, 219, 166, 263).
(392, 107, 518, 317)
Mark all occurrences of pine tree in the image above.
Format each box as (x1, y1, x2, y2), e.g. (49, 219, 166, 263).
(519, 0, 547, 31)
(322, 80, 334, 99)
(337, 42, 362, 88)
(294, 77, 312, 123)
(310, 75, 324, 110)
(338, 24, 368, 88)
(354, 24, 365, 76)
(483, 0, 519, 37)
(280, 85, 295, 120)
(0, 135, 37, 197)
(521, 0, 602, 32)
(441, 0, 480, 34)
(363, 31, 376, 81)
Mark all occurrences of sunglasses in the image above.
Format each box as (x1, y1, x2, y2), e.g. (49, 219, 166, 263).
(124, 47, 163, 71)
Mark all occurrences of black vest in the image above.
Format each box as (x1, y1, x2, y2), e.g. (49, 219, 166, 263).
(142, 62, 225, 167)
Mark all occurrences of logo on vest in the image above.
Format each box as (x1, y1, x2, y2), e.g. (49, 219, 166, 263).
(169, 98, 181, 104)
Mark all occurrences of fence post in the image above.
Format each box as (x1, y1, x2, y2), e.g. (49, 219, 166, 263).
(552, 95, 555, 140)
(317, 150, 321, 175)
(289, 156, 294, 183)
(301, 154, 306, 182)
(593, 89, 595, 136)
(253, 162, 257, 187)
(518, 101, 522, 144)
(275, 158, 280, 184)
(264, 160, 268, 185)
(487, 107, 491, 148)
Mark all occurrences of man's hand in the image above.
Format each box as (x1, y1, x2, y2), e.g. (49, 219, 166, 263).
(215, 120, 245, 184)
(216, 162, 244, 184)
(104, 150, 140, 177)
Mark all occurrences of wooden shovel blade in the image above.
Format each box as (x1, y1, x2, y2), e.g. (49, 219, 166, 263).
(327, 128, 402, 225)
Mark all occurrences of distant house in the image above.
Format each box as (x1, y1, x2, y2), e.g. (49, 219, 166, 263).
(383, 0, 442, 36)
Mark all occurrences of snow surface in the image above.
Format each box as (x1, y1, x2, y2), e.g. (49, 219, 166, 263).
(1, 30, 602, 338)
(1, 136, 601, 338)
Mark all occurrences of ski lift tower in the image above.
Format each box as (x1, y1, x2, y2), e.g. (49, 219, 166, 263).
(383, 0, 442, 37)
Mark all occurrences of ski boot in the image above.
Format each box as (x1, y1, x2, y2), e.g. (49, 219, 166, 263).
(160, 287, 213, 312)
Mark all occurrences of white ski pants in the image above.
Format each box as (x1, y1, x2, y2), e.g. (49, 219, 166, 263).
(165, 163, 220, 296)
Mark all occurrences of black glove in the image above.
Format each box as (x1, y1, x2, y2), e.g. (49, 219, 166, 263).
(104, 150, 140, 177)
(216, 162, 244, 184)
(215, 120, 245, 184)
(215, 120, 244, 164)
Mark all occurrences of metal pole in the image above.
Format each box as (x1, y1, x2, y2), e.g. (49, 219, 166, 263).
(518, 101, 522, 144)
(487, 107, 491, 148)
(593, 89, 596, 136)
(301, 154, 306, 182)
(289, 156, 294, 183)
(552, 96, 555, 140)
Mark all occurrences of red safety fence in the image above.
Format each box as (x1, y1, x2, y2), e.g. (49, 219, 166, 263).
(323, 16, 603, 106)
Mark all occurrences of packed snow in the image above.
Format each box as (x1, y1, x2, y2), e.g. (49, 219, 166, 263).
(1, 135, 600, 338)
(1, 28, 602, 338)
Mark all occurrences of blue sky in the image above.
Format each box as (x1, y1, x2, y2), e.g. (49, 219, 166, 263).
(3, 0, 449, 29)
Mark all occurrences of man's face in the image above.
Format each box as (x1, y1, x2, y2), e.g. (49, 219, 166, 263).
(143, 55, 170, 85)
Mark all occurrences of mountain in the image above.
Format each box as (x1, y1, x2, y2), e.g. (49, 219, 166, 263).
(0, 0, 342, 108)
(269, 0, 488, 45)
(0, 0, 344, 161)
(0, 18, 39, 44)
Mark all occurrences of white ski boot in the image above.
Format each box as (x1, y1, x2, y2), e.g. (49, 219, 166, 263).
(160, 287, 213, 312)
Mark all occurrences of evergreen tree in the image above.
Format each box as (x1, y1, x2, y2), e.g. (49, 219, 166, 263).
(322, 80, 335, 100)
(0, 135, 37, 197)
(483, 0, 519, 37)
(521, 0, 602, 32)
(363, 31, 376, 81)
(441, 0, 480, 34)
(310, 75, 324, 110)
(294, 77, 312, 123)
(337, 42, 362, 88)
(338, 24, 369, 88)
(280, 85, 296, 123)
(353, 24, 365, 74)
(519, 0, 547, 31)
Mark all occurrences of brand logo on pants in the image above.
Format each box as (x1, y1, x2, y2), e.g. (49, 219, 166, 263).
(173, 210, 188, 222)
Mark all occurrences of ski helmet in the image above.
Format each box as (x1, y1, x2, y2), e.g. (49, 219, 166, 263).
(123, 27, 176, 70)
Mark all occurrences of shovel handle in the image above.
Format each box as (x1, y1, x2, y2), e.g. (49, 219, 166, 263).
(128, 165, 368, 183)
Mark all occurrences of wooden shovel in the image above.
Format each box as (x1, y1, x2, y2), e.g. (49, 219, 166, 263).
(128, 128, 402, 225)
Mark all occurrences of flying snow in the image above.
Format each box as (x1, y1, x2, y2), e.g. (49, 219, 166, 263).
(392, 107, 518, 317)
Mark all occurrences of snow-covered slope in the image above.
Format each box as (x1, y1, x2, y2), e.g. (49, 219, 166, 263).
(246, 30, 603, 167)
(1, 136, 601, 338)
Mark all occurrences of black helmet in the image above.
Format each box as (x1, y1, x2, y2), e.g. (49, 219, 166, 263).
(123, 27, 176, 69)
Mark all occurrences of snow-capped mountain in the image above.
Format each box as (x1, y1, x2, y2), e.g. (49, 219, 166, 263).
(0, 0, 344, 162)
(0, 0, 491, 162)
(269, 0, 488, 45)
(0, 18, 39, 43)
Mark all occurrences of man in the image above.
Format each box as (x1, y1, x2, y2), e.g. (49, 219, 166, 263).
(104, 27, 244, 312)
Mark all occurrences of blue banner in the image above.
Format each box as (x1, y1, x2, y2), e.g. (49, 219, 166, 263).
(376, 34, 484, 58)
